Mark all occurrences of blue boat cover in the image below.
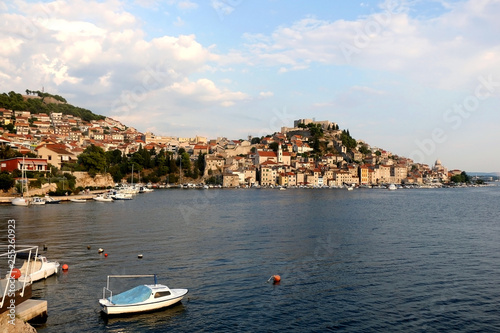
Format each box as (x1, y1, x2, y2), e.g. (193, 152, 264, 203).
(110, 285, 151, 305)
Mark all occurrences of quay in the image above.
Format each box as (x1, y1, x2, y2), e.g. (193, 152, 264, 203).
(0, 192, 104, 204)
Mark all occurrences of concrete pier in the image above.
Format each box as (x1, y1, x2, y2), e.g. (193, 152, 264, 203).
(15, 299, 47, 323)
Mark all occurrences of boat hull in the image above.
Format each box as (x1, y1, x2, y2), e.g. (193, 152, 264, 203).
(93, 196, 113, 202)
(99, 289, 188, 315)
(11, 198, 29, 206)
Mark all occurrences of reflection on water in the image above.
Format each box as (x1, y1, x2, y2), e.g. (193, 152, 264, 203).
(1, 186, 500, 332)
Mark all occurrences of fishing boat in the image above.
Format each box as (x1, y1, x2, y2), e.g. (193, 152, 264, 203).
(99, 275, 188, 315)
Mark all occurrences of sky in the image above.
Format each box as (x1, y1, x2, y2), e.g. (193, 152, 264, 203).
(1, 0, 500, 172)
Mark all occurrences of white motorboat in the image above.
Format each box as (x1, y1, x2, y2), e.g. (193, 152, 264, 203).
(99, 275, 188, 315)
(14, 251, 60, 283)
(70, 198, 87, 203)
(388, 184, 397, 191)
(139, 186, 154, 193)
(111, 192, 133, 200)
(93, 194, 114, 202)
(31, 197, 46, 205)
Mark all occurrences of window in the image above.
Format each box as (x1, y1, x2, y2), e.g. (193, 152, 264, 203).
(48, 155, 52, 160)
(154, 291, 171, 298)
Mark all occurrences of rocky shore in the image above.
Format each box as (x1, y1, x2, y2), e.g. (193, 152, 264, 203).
(0, 313, 37, 333)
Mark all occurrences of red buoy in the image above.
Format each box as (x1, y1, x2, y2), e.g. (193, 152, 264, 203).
(62, 264, 69, 271)
(10, 268, 21, 279)
(273, 275, 281, 284)
(104, 253, 108, 257)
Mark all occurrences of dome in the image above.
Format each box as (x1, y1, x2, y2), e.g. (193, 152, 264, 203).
(435, 159, 442, 166)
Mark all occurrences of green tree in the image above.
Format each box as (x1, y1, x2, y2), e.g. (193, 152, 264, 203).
(106, 149, 123, 165)
(196, 152, 206, 177)
(451, 171, 470, 183)
(0, 171, 15, 192)
(251, 137, 261, 144)
(269, 142, 280, 152)
(359, 144, 371, 155)
(340, 129, 357, 149)
(77, 144, 108, 176)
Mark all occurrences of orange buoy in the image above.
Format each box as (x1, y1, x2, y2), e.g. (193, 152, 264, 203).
(267, 274, 281, 284)
(62, 264, 69, 271)
(104, 253, 108, 257)
(10, 268, 21, 279)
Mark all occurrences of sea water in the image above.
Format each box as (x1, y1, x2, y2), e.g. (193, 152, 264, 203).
(1, 186, 500, 332)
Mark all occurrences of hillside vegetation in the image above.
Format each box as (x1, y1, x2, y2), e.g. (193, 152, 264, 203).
(0, 90, 104, 122)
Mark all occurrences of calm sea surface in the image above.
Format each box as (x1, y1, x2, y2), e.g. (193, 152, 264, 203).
(1, 186, 500, 332)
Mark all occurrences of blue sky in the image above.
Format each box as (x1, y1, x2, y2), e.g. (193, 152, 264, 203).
(1, 0, 500, 172)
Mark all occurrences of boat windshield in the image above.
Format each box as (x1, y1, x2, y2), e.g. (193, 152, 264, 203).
(110, 285, 151, 305)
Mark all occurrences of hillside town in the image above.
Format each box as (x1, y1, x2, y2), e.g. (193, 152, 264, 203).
(0, 101, 465, 189)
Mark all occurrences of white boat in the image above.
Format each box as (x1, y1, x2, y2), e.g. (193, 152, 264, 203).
(70, 198, 87, 203)
(11, 197, 30, 206)
(388, 184, 397, 191)
(111, 192, 133, 200)
(93, 194, 114, 202)
(14, 250, 60, 283)
(31, 197, 46, 205)
(99, 275, 188, 315)
(139, 186, 154, 193)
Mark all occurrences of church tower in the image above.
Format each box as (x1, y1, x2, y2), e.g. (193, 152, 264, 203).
(278, 144, 283, 163)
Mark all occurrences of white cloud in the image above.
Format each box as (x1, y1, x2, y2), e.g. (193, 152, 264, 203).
(259, 91, 274, 98)
(177, 0, 198, 10)
(167, 78, 249, 106)
(242, 0, 500, 89)
(0, 0, 249, 127)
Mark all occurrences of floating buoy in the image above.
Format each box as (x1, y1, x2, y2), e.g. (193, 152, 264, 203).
(138, 254, 143, 259)
(62, 264, 69, 271)
(104, 253, 108, 257)
(267, 274, 281, 284)
(43, 244, 48, 251)
(98, 248, 104, 253)
(87, 245, 91, 250)
(10, 268, 21, 280)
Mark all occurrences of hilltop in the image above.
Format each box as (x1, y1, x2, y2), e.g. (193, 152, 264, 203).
(0, 91, 104, 122)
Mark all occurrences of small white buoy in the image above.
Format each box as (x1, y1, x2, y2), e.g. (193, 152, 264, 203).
(98, 248, 104, 253)
(138, 254, 143, 259)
